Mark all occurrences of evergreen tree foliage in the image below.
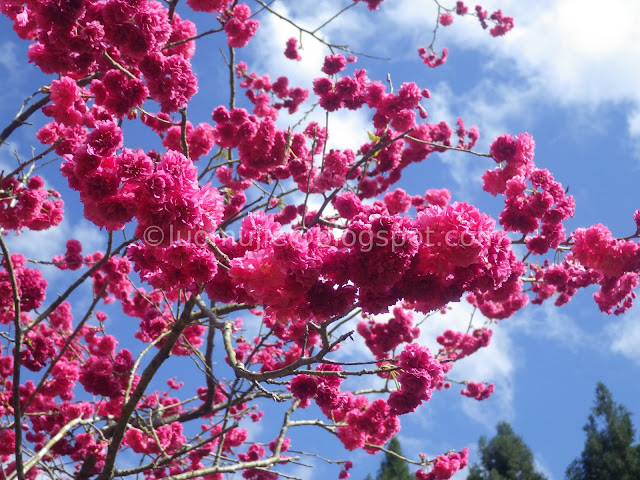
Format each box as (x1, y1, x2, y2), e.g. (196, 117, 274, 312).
(378, 437, 414, 480)
(566, 382, 640, 480)
(363, 437, 414, 480)
(467, 421, 547, 480)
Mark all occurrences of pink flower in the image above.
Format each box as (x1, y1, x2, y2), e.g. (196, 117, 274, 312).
(439, 13, 454, 26)
(321, 54, 347, 75)
(284, 37, 302, 61)
(353, 0, 385, 10)
(388, 344, 443, 415)
(357, 307, 419, 358)
(139, 53, 198, 113)
(186, 0, 230, 12)
(418, 46, 448, 68)
(455, 2, 468, 15)
(224, 4, 259, 48)
(289, 374, 319, 401)
(424, 188, 451, 207)
(421, 447, 469, 479)
(489, 10, 514, 37)
(572, 224, 640, 278)
(461, 382, 494, 400)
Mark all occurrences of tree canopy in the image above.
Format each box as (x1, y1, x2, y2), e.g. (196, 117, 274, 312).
(467, 421, 547, 480)
(566, 382, 640, 480)
(1, 0, 640, 479)
(369, 437, 414, 480)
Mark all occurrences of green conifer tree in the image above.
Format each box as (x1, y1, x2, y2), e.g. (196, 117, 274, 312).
(377, 437, 414, 480)
(362, 437, 413, 480)
(566, 382, 640, 480)
(467, 421, 547, 480)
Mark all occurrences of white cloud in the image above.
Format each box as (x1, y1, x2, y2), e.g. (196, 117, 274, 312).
(534, 454, 555, 480)
(70, 220, 105, 254)
(416, 301, 515, 429)
(331, 299, 516, 428)
(453, 0, 640, 137)
(248, 2, 373, 153)
(606, 305, 640, 365)
(6, 222, 68, 272)
(0, 41, 20, 81)
(508, 301, 587, 350)
(379, 0, 640, 153)
(503, 0, 640, 106)
(5, 217, 103, 263)
(456, 327, 515, 429)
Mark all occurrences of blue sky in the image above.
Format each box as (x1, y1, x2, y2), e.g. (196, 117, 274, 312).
(1, 1, 640, 479)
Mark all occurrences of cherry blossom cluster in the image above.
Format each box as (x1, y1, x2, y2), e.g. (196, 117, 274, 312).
(2, 0, 636, 479)
(222, 3, 259, 48)
(357, 307, 420, 358)
(0, 253, 47, 324)
(415, 447, 469, 480)
(420, 2, 514, 68)
(312, 61, 426, 131)
(436, 328, 492, 361)
(284, 37, 302, 61)
(0, 174, 63, 232)
(530, 224, 640, 315)
(485, 134, 575, 255)
(437, 2, 514, 37)
(60, 122, 225, 241)
(162, 120, 215, 161)
(419, 46, 449, 68)
(288, 364, 402, 452)
(208, 211, 358, 322)
(331, 199, 526, 317)
(336, 398, 401, 452)
(211, 105, 311, 183)
(461, 381, 495, 400)
(572, 224, 640, 278)
(387, 343, 444, 415)
(235, 62, 309, 118)
(8, 0, 200, 115)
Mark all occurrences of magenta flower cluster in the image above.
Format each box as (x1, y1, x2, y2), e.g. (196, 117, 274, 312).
(0, 0, 637, 479)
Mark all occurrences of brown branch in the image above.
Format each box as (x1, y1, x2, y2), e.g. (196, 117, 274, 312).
(179, 107, 190, 158)
(25, 236, 135, 334)
(0, 236, 25, 480)
(0, 143, 59, 184)
(162, 26, 225, 50)
(0, 95, 50, 148)
(405, 135, 492, 157)
(111, 423, 238, 477)
(96, 297, 197, 480)
(307, 128, 415, 229)
(253, 0, 389, 60)
(23, 283, 109, 413)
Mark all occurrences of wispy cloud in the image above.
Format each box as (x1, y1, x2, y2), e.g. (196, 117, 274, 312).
(534, 454, 555, 480)
(379, 0, 640, 170)
(0, 40, 20, 82)
(248, 2, 375, 152)
(416, 301, 516, 429)
(606, 305, 640, 365)
(508, 301, 588, 351)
